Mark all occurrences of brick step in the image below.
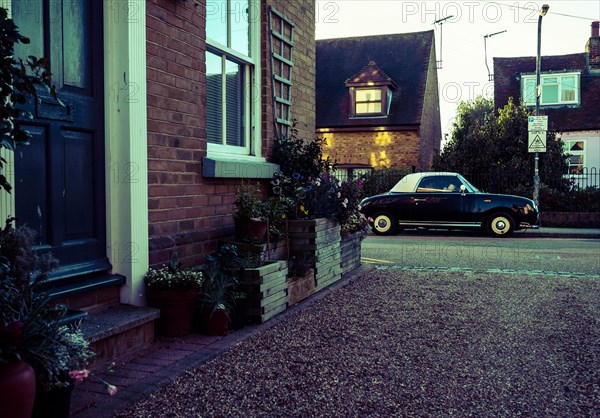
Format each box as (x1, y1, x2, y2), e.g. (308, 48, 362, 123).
(80, 305, 160, 364)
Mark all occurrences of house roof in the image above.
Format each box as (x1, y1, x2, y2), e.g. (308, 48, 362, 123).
(316, 31, 435, 129)
(493, 53, 600, 131)
(345, 61, 397, 88)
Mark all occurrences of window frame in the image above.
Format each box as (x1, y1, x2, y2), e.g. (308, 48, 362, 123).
(563, 139, 586, 175)
(521, 72, 580, 106)
(349, 86, 391, 118)
(206, 1, 261, 159)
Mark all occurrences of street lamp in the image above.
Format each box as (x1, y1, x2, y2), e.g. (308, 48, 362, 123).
(533, 4, 549, 206)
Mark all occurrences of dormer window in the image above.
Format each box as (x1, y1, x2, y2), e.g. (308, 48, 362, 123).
(355, 88, 382, 113)
(345, 61, 397, 118)
(521, 72, 580, 106)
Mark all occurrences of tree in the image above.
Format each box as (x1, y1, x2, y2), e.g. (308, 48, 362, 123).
(433, 96, 569, 194)
(0, 7, 61, 193)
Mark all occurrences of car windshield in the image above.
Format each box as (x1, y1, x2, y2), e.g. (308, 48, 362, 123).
(457, 174, 480, 192)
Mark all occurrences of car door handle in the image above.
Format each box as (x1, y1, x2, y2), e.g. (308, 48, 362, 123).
(413, 198, 426, 202)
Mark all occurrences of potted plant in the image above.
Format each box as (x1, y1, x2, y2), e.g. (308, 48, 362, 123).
(233, 183, 269, 242)
(0, 219, 104, 417)
(199, 244, 247, 335)
(144, 252, 204, 337)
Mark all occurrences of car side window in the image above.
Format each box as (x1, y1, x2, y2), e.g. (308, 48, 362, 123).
(416, 176, 463, 193)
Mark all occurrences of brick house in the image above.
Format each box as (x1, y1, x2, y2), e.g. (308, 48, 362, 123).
(316, 31, 442, 176)
(493, 21, 600, 186)
(3, 0, 316, 356)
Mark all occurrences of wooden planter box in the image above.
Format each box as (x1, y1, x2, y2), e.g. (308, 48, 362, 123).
(239, 260, 288, 323)
(287, 218, 341, 291)
(287, 268, 315, 306)
(222, 240, 287, 262)
(340, 232, 363, 275)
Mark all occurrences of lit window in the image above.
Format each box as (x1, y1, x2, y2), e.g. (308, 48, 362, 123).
(521, 73, 580, 106)
(206, 1, 257, 156)
(563, 140, 585, 174)
(355, 89, 382, 114)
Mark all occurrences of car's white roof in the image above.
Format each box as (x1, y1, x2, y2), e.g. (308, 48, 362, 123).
(389, 172, 461, 193)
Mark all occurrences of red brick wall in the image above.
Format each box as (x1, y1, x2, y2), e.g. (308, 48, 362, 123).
(262, 0, 316, 154)
(146, 0, 316, 267)
(147, 0, 233, 267)
(322, 130, 421, 170)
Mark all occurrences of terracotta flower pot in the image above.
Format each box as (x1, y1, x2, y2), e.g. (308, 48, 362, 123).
(235, 218, 268, 241)
(0, 360, 36, 418)
(146, 288, 200, 337)
(32, 379, 74, 418)
(204, 309, 230, 336)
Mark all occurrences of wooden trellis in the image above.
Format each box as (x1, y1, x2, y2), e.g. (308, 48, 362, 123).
(268, 6, 295, 138)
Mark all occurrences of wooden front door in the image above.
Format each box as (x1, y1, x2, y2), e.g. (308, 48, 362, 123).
(12, 0, 108, 277)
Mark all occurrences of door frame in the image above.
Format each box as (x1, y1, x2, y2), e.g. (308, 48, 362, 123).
(0, 0, 150, 306)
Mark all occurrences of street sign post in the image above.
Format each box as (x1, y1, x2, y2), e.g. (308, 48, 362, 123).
(528, 131, 547, 153)
(528, 115, 548, 131)
(528, 115, 547, 153)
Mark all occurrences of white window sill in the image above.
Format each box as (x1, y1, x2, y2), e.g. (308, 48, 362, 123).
(202, 156, 279, 179)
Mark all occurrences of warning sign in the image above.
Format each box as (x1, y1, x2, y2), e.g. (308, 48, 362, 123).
(528, 131, 547, 153)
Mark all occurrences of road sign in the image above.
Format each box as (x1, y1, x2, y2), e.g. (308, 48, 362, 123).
(528, 131, 547, 153)
(528, 115, 548, 132)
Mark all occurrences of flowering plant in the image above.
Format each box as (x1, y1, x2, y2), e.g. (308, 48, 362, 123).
(0, 218, 111, 392)
(144, 252, 204, 291)
(69, 362, 118, 396)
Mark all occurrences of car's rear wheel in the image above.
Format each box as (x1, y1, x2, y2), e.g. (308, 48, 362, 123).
(486, 212, 514, 237)
(372, 212, 397, 235)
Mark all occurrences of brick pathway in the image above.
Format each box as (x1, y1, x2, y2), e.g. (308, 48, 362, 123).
(70, 266, 369, 418)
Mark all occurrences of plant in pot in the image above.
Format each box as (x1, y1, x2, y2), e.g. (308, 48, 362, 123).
(233, 183, 269, 242)
(200, 244, 247, 335)
(144, 252, 204, 337)
(0, 219, 109, 418)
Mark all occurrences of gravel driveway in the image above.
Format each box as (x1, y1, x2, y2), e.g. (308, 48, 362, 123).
(118, 270, 600, 417)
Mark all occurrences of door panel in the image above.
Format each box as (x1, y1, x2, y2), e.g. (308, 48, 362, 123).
(12, 0, 107, 278)
(411, 193, 464, 223)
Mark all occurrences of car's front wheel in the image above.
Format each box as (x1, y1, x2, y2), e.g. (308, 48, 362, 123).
(372, 212, 397, 235)
(486, 212, 514, 237)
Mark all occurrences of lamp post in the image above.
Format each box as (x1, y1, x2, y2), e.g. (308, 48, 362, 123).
(533, 4, 549, 206)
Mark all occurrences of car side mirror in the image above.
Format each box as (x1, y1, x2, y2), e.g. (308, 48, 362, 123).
(460, 185, 467, 194)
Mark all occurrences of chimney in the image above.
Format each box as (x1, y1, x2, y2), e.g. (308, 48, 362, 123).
(587, 21, 600, 70)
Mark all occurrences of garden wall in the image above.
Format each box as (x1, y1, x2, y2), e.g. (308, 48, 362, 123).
(541, 212, 600, 228)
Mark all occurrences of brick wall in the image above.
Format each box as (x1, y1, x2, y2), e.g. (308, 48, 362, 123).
(322, 130, 421, 170)
(146, 0, 316, 267)
(147, 0, 234, 267)
(262, 0, 316, 153)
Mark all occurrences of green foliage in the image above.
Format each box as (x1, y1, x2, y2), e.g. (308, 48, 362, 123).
(233, 183, 268, 221)
(0, 7, 62, 193)
(271, 122, 334, 179)
(432, 96, 570, 195)
(201, 244, 246, 315)
(358, 167, 408, 197)
(0, 219, 92, 390)
(539, 185, 600, 212)
(144, 252, 204, 291)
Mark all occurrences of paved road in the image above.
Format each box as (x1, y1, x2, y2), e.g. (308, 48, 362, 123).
(362, 232, 600, 277)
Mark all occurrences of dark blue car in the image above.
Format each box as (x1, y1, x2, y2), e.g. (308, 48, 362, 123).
(358, 172, 540, 237)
